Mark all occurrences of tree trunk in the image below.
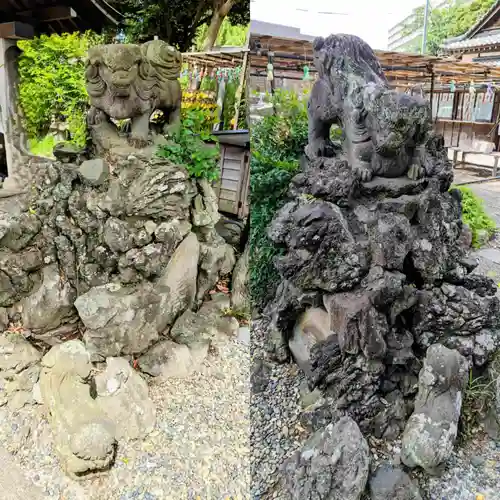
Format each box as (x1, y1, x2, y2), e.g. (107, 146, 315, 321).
(202, 11, 223, 51)
(202, 0, 235, 51)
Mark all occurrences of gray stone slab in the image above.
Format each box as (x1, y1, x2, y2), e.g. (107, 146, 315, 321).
(476, 248, 500, 265)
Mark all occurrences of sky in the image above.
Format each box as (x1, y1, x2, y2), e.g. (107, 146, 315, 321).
(250, 0, 427, 50)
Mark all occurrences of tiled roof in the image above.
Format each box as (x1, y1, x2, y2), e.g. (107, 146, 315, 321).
(474, 58, 500, 67)
(249, 20, 316, 42)
(442, 33, 500, 50)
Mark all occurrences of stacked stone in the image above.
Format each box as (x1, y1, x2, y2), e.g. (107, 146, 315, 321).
(264, 33, 500, 498)
(0, 39, 243, 480)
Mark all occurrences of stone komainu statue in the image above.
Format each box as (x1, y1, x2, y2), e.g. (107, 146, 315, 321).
(306, 34, 433, 182)
(85, 40, 182, 148)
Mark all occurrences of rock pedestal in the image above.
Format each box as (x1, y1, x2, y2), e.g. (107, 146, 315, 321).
(265, 33, 500, 480)
(0, 40, 241, 479)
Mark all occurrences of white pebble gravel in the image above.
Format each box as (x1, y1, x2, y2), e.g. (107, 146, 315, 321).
(0, 338, 250, 499)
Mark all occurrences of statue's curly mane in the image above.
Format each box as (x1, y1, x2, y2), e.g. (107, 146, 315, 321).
(140, 40, 182, 82)
(313, 34, 388, 89)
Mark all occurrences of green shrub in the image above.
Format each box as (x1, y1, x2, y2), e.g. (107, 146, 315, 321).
(28, 135, 57, 158)
(156, 109, 220, 181)
(455, 186, 496, 248)
(249, 89, 309, 309)
(18, 32, 103, 148)
(459, 367, 496, 442)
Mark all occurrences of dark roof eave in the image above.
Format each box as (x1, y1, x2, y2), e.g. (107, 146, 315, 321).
(0, 0, 121, 35)
(88, 0, 121, 27)
(443, 42, 500, 53)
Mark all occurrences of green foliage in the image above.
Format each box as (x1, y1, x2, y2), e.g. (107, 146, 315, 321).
(181, 92, 218, 135)
(222, 79, 237, 129)
(402, 0, 496, 55)
(250, 89, 309, 309)
(195, 18, 248, 49)
(28, 135, 57, 158)
(222, 306, 250, 323)
(17, 32, 103, 148)
(200, 77, 217, 92)
(459, 368, 495, 442)
(156, 109, 220, 181)
(236, 82, 248, 130)
(108, 0, 249, 51)
(455, 186, 496, 248)
(222, 78, 248, 129)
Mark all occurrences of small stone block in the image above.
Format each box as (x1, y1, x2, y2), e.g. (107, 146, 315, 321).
(78, 159, 109, 186)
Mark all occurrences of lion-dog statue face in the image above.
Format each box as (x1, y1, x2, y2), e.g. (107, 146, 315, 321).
(85, 40, 182, 146)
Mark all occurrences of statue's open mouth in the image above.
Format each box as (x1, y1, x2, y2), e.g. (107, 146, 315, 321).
(111, 87, 131, 98)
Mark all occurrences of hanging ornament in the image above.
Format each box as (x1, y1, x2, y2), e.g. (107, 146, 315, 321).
(267, 61, 274, 82)
(487, 82, 494, 99)
(303, 65, 311, 81)
(450, 80, 456, 93)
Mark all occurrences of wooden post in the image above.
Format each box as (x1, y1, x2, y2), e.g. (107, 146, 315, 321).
(429, 67, 434, 117)
(452, 148, 459, 169)
(471, 91, 478, 147)
(434, 91, 441, 124)
(233, 49, 249, 130)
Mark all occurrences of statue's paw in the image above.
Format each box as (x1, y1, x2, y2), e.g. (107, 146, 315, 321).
(304, 144, 317, 160)
(408, 164, 425, 181)
(87, 108, 106, 126)
(356, 166, 373, 182)
(306, 139, 335, 159)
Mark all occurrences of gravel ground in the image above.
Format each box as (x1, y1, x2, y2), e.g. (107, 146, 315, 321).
(422, 435, 500, 500)
(249, 316, 500, 500)
(251, 177, 500, 499)
(0, 337, 250, 500)
(250, 321, 308, 499)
